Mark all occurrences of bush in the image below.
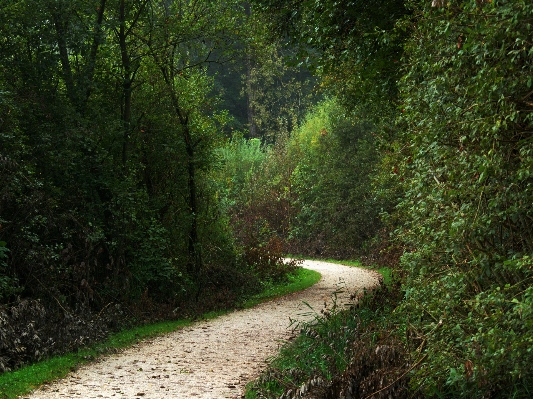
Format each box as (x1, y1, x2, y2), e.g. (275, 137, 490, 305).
(394, 0, 533, 396)
(287, 99, 389, 257)
(243, 236, 301, 283)
(0, 299, 125, 373)
(0, 241, 18, 302)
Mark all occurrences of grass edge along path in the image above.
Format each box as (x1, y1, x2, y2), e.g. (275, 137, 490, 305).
(289, 256, 392, 285)
(0, 267, 321, 399)
(245, 259, 392, 399)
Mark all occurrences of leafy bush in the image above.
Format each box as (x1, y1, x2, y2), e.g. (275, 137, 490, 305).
(287, 99, 388, 257)
(394, 0, 533, 396)
(216, 135, 268, 212)
(0, 299, 125, 373)
(242, 236, 301, 283)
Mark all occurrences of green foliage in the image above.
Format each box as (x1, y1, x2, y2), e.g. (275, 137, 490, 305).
(394, 0, 533, 396)
(248, 301, 364, 398)
(253, 0, 408, 113)
(287, 99, 387, 256)
(208, 19, 317, 141)
(242, 237, 301, 283)
(0, 0, 305, 373)
(219, 97, 396, 259)
(215, 132, 297, 249)
(0, 0, 248, 305)
(245, 44, 318, 141)
(250, 0, 533, 397)
(216, 135, 268, 210)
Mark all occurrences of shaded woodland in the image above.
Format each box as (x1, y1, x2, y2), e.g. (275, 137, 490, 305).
(2, 0, 533, 397)
(0, 0, 306, 372)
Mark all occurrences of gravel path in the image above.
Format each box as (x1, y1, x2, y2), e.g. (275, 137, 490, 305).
(26, 260, 381, 399)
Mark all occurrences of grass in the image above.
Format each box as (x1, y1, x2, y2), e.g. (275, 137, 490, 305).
(0, 319, 193, 399)
(0, 266, 320, 399)
(244, 306, 362, 399)
(245, 257, 395, 399)
(289, 255, 393, 286)
(242, 268, 321, 308)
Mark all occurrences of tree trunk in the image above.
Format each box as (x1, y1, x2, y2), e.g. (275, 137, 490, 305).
(244, 2, 258, 138)
(119, 0, 132, 167)
(52, 10, 78, 110)
(82, 0, 107, 113)
(51, 0, 107, 114)
(246, 60, 258, 138)
(184, 126, 202, 280)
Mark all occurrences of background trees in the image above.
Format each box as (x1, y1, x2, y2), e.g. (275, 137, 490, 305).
(288, 100, 383, 257)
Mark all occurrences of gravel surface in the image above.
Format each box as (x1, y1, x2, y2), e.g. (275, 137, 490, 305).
(26, 260, 381, 399)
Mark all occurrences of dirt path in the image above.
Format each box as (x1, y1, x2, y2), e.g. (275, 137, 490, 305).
(26, 260, 380, 399)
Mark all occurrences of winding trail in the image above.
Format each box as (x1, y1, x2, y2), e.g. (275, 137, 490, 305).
(27, 260, 380, 399)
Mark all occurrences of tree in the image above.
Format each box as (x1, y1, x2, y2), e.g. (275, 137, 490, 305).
(0, 0, 249, 307)
(252, 0, 408, 112)
(141, 0, 245, 287)
(288, 99, 383, 257)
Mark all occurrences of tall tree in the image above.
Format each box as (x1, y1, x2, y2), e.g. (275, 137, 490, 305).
(142, 0, 247, 287)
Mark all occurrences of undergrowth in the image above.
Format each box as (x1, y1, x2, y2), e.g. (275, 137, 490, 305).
(0, 319, 191, 399)
(246, 265, 410, 399)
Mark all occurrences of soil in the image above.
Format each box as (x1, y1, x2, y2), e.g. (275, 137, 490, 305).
(25, 260, 381, 399)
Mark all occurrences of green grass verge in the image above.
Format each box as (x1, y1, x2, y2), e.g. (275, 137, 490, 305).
(289, 255, 393, 286)
(0, 266, 320, 399)
(244, 258, 395, 399)
(0, 319, 193, 399)
(244, 306, 363, 399)
(244, 301, 396, 399)
(242, 268, 321, 309)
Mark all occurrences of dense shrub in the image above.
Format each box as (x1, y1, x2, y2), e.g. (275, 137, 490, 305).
(0, 299, 126, 373)
(248, 1, 533, 396)
(286, 99, 390, 257)
(0, 0, 307, 374)
(395, 0, 533, 396)
(242, 236, 301, 283)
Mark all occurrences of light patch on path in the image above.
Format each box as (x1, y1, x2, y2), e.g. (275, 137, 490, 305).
(27, 260, 380, 399)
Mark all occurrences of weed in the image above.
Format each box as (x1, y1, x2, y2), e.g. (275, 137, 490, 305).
(246, 268, 408, 399)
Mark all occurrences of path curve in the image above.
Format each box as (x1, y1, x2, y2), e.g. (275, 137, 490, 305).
(27, 260, 380, 399)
